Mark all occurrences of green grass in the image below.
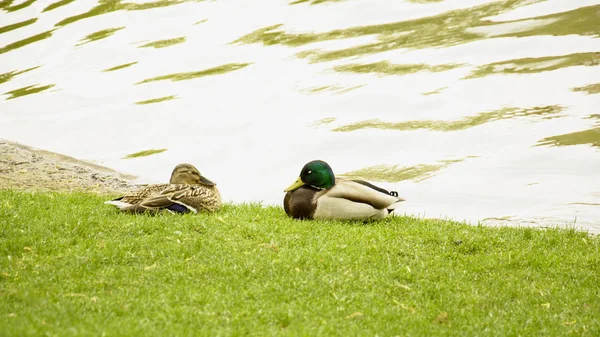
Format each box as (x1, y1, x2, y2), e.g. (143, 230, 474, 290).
(1, 190, 599, 336)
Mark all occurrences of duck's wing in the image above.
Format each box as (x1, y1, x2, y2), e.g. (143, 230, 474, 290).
(326, 179, 404, 210)
(350, 180, 401, 197)
(110, 184, 169, 204)
(314, 196, 388, 220)
(133, 184, 201, 213)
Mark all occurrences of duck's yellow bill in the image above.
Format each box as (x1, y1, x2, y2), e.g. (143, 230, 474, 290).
(284, 177, 304, 192)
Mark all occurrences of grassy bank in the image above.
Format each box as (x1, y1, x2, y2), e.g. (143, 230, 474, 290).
(1, 190, 598, 336)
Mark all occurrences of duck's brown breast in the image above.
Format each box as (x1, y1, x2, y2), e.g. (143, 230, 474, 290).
(283, 186, 320, 219)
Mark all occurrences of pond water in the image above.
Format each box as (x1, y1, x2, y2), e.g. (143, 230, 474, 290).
(1, 0, 599, 232)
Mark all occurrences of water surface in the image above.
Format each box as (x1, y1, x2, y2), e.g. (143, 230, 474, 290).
(1, 0, 599, 232)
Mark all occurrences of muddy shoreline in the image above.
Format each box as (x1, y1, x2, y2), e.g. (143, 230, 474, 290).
(0, 140, 138, 195)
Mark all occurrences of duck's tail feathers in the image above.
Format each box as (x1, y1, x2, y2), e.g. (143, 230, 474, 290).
(386, 198, 405, 213)
(104, 200, 132, 210)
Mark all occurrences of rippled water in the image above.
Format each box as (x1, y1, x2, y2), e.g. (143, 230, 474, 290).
(1, 0, 599, 232)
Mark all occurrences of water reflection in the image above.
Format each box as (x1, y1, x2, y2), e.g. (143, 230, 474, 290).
(43, 0, 75, 13)
(3, 0, 36, 13)
(139, 37, 186, 49)
(135, 95, 178, 105)
(0, 66, 39, 85)
(290, 0, 342, 4)
(0, 18, 37, 35)
(303, 85, 364, 95)
(103, 62, 137, 72)
(334, 61, 463, 76)
(56, 0, 201, 27)
(124, 149, 168, 159)
(466, 52, 600, 78)
(339, 159, 472, 183)
(536, 128, 600, 149)
(572, 83, 600, 95)
(333, 106, 564, 132)
(77, 27, 124, 46)
(136, 63, 251, 84)
(0, 30, 54, 54)
(4, 84, 55, 100)
(235, 0, 544, 62)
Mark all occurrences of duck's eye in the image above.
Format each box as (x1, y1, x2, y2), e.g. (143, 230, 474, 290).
(307, 170, 312, 174)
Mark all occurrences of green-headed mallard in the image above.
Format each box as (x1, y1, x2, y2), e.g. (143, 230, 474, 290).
(105, 163, 221, 213)
(283, 160, 404, 220)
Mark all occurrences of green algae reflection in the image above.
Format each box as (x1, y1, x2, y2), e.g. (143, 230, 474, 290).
(334, 61, 462, 76)
(139, 37, 186, 49)
(422, 87, 447, 95)
(124, 149, 167, 159)
(409, 0, 444, 3)
(135, 95, 177, 105)
(303, 84, 364, 95)
(0, 18, 37, 35)
(0, 66, 40, 85)
(334, 105, 564, 132)
(536, 128, 600, 149)
(3, 0, 36, 12)
(493, 4, 600, 39)
(311, 117, 336, 127)
(235, 0, 543, 63)
(572, 83, 600, 95)
(290, 0, 343, 5)
(235, 2, 600, 64)
(339, 159, 466, 183)
(466, 52, 600, 79)
(0, 30, 54, 55)
(56, 0, 202, 27)
(77, 27, 125, 46)
(4, 84, 55, 100)
(43, 0, 76, 12)
(136, 63, 251, 84)
(103, 62, 138, 72)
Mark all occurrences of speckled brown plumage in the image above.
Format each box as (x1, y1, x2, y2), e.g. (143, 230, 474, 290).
(105, 163, 221, 214)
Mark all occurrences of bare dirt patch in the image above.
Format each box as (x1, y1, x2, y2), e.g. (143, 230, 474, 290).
(0, 140, 138, 195)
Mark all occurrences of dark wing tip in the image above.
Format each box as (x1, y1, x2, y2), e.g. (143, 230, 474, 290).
(167, 203, 191, 213)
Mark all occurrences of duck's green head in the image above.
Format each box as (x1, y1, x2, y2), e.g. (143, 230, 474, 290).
(170, 163, 215, 186)
(284, 160, 335, 192)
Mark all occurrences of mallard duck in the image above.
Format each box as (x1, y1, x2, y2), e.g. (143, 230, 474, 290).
(105, 163, 221, 213)
(283, 160, 404, 220)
